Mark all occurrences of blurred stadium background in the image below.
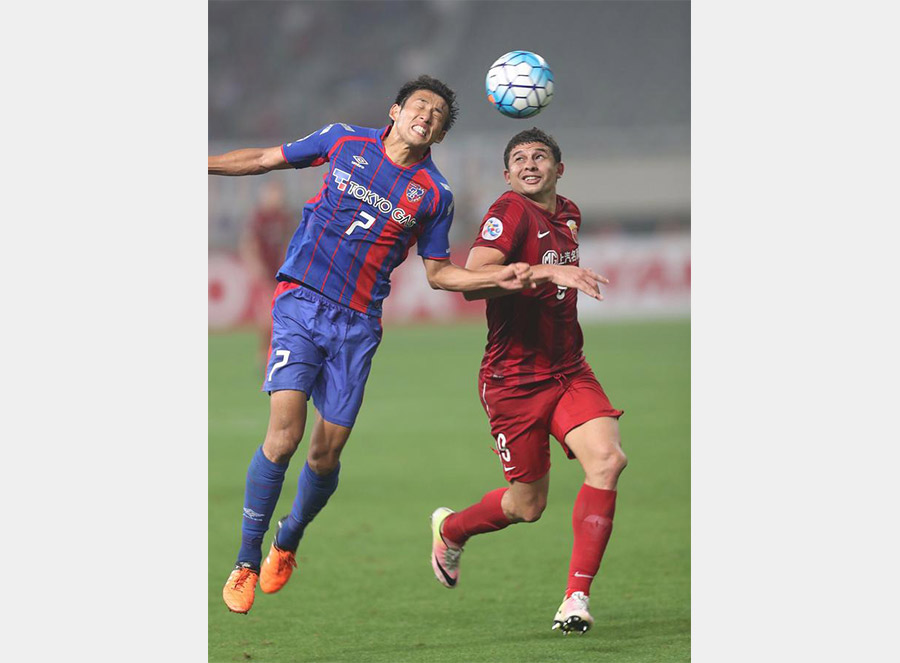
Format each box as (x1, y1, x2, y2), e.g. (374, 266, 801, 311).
(209, 0, 690, 328)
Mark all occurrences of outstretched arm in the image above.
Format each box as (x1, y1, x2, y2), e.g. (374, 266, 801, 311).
(208, 146, 292, 176)
(422, 258, 534, 294)
(463, 246, 609, 301)
(532, 262, 608, 300)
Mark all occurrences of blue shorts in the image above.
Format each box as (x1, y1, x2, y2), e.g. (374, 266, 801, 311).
(262, 282, 383, 428)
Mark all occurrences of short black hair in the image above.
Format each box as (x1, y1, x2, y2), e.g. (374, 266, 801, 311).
(503, 127, 562, 168)
(393, 75, 459, 132)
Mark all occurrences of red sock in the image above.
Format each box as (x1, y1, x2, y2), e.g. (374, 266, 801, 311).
(441, 487, 511, 547)
(566, 484, 617, 597)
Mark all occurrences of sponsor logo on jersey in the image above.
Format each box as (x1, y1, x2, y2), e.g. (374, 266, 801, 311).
(543, 254, 575, 295)
(542, 248, 579, 266)
(538, 230, 551, 238)
(332, 168, 352, 191)
(560, 249, 579, 264)
(405, 182, 425, 203)
(352, 155, 368, 167)
(567, 219, 578, 241)
(482, 217, 503, 240)
(331, 171, 417, 228)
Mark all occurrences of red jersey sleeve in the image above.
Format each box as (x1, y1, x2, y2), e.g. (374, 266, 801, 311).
(471, 193, 527, 259)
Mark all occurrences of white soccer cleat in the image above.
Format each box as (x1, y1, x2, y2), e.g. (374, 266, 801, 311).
(430, 507, 463, 588)
(551, 591, 594, 634)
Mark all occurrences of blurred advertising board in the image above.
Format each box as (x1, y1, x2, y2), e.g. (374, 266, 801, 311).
(209, 234, 689, 330)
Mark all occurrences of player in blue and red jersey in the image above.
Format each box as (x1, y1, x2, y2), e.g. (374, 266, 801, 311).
(429, 128, 627, 635)
(209, 76, 534, 614)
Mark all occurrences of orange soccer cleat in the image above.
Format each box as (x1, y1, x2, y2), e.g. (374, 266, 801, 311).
(260, 518, 298, 594)
(223, 562, 259, 614)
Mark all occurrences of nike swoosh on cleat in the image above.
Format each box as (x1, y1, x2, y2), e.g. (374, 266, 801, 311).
(434, 554, 457, 586)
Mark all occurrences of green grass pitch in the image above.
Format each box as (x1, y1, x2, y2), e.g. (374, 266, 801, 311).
(209, 320, 690, 662)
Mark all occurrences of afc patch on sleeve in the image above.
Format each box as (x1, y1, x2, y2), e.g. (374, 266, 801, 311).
(481, 217, 504, 240)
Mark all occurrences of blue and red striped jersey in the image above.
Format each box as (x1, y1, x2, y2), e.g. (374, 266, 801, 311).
(277, 123, 454, 317)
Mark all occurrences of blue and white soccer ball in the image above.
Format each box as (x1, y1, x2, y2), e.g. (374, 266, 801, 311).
(485, 50, 554, 119)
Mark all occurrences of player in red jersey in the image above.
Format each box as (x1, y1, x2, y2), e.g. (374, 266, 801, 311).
(430, 128, 627, 635)
(239, 180, 294, 366)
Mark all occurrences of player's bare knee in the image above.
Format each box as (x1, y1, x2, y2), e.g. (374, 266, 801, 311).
(306, 444, 343, 474)
(520, 502, 546, 523)
(597, 445, 627, 473)
(583, 447, 628, 486)
(265, 412, 305, 454)
(508, 496, 546, 523)
(611, 448, 628, 475)
(263, 427, 303, 463)
(307, 455, 339, 475)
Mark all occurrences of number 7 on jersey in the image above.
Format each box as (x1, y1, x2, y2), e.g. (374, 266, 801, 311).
(345, 210, 376, 236)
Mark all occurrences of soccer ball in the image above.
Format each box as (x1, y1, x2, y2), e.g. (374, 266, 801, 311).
(485, 50, 554, 118)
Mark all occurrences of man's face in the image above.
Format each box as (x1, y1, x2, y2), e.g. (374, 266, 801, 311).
(388, 90, 449, 149)
(504, 142, 564, 199)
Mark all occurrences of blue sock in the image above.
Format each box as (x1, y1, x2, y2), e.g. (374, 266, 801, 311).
(276, 462, 340, 551)
(236, 446, 289, 568)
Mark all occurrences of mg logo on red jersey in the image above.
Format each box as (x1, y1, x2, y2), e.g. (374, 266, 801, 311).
(405, 183, 425, 203)
(542, 248, 579, 266)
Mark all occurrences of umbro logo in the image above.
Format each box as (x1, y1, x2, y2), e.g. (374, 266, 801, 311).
(352, 155, 368, 167)
(243, 508, 264, 522)
(538, 230, 551, 238)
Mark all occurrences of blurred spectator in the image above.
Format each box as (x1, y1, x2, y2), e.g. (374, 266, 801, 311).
(239, 180, 295, 364)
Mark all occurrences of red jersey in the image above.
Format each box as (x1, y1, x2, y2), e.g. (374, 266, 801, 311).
(250, 207, 294, 276)
(472, 190, 587, 385)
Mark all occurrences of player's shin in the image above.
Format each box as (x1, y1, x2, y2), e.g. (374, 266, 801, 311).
(566, 484, 617, 597)
(237, 445, 290, 568)
(276, 461, 341, 551)
(441, 487, 512, 546)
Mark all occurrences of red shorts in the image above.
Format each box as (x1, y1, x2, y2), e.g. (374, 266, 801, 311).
(478, 364, 624, 483)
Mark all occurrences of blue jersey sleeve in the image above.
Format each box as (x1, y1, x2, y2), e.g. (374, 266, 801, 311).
(281, 123, 360, 169)
(417, 183, 454, 259)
